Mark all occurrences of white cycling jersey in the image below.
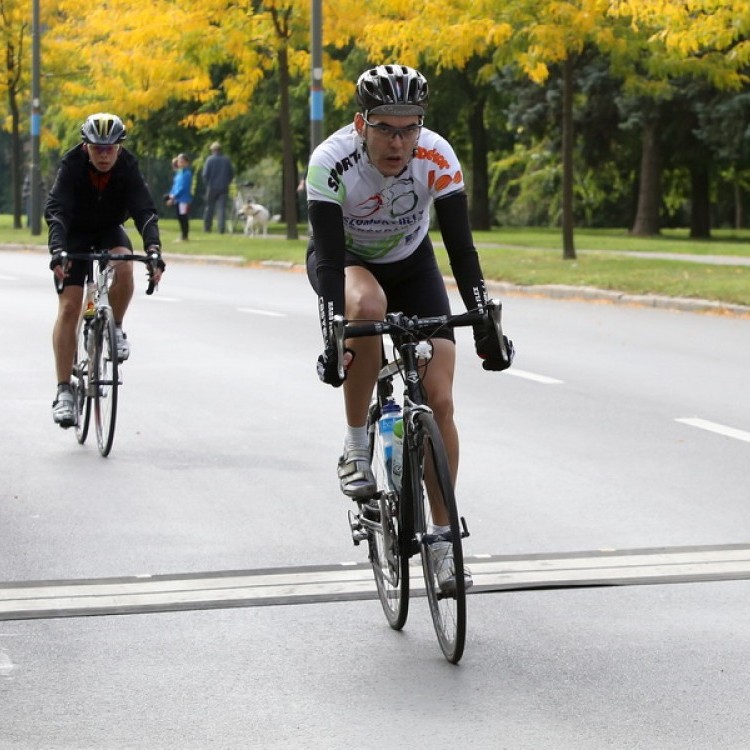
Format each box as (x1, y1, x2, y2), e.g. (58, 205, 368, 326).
(306, 124, 465, 263)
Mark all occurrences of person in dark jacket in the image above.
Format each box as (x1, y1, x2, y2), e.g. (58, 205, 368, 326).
(45, 112, 164, 428)
(201, 141, 234, 233)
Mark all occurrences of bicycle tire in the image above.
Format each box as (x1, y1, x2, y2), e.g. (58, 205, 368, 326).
(367, 403, 409, 630)
(411, 411, 467, 664)
(73, 318, 92, 444)
(93, 309, 119, 457)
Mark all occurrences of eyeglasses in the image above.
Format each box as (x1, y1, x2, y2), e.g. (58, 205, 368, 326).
(363, 115, 422, 141)
(89, 144, 120, 154)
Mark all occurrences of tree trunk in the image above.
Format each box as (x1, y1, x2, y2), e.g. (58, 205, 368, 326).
(630, 119, 661, 236)
(734, 182, 744, 230)
(468, 93, 490, 230)
(561, 55, 576, 260)
(10, 96, 23, 229)
(277, 46, 299, 240)
(689, 164, 711, 238)
(6, 38, 23, 229)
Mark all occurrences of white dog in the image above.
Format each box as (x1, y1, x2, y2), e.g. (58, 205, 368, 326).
(243, 203, 271, 237)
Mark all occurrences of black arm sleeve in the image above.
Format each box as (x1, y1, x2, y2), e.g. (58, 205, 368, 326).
(434, 191, 488, 312)
(308, 199, 347, 342)
(44, 164, 72, 251)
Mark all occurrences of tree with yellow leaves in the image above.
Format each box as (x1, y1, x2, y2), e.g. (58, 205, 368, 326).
(43, 0, 359, 238)
(1, 0, 31, 226)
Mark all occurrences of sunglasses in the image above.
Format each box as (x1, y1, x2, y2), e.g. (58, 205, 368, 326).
(363, 115, 422, 140)
(88, 144, 120, 154)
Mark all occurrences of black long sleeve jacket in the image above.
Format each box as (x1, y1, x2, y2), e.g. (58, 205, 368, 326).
(45, 145, 161, 251)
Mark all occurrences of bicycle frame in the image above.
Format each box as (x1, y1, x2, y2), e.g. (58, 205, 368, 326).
(337, 299, 506, 541)
(337, 300, 508, 661)
(62, 249, 158, 456)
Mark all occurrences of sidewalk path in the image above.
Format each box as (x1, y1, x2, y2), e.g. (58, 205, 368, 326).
(585, 249, 750, 267)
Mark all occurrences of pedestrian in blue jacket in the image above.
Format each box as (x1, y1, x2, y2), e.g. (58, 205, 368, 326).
(168, 153, 193, 242)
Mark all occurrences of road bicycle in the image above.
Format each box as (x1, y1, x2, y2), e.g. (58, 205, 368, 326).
(62, 249, 159, 457)
(334, 300, 509, 663)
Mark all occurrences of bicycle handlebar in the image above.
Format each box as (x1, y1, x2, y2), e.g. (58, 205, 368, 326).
(332, 299, 508, 381)
(59, 250, 161, 295)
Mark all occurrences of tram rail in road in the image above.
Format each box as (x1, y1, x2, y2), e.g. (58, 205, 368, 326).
(2, 543, 750, 621)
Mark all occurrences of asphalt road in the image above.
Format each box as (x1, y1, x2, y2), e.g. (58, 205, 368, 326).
(2, 250, 750, 749)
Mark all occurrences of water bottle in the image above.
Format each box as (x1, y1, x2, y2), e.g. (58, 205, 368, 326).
(392, 418, 404, 491)
(83, 282, 96, 319)
(86, 318, 95, 358)
(378, 399, 401, 484)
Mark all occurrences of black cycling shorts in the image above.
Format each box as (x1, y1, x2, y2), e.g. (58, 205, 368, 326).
(54, 225, 133, 292)
(306, 234, 455, 342)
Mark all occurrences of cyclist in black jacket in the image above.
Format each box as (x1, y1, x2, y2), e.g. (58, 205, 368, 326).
(46, 112, 165, 428)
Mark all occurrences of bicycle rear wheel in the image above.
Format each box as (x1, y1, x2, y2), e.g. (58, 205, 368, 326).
(93, 309, 119, 457)
(73, 318, 92, 444)
(411, 411, 467, 664)
(367, 404, 409, 630)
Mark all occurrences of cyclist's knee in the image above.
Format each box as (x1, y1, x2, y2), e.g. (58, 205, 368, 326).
(112, 260, 134, 283)
(345, 268, 386, 320)
(428, 390, 455, 423)
(349, 298, 385, 322)
(57, 288, 82, 321)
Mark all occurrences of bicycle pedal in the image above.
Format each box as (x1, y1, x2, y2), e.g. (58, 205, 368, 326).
(348, 510, 368, 546)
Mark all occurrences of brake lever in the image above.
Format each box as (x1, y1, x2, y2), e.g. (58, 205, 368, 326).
(332, 315, 346, 381)
(146, 252, 159, 296)
(53, 250, 69, 293)
(486, 299, 510, 365)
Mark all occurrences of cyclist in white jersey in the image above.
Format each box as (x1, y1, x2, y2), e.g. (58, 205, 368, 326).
(306, 65, 513, 586)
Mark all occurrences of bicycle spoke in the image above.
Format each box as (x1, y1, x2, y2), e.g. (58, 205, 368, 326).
(413, 412, 467, 664)
(73, 318, 92, 444)
(366, 403, 409, 630)
(93, 311, 119, 457)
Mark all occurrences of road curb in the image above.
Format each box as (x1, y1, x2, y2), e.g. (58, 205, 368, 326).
(482, 280, 750, 317)
(4, 242, 749, 317)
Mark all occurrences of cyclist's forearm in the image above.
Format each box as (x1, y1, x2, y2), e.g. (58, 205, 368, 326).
(309, 200, 347, 338)
(45, 210, 69, 252)
(137, 212, 161, 251)
(435, 192, 488, 312)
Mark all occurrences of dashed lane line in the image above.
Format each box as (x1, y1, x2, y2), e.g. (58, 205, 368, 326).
(506, 368, 564, 384)
(237, 308, 286, 317)
(676, 418, 750, 444)
(2, 543, 750, 621)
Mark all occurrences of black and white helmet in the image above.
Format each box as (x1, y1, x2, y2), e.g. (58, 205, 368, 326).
(356, 65, 428, 117)
(80, 113, 127, 145)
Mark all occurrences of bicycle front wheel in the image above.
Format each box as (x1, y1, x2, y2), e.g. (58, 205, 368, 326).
(367, 405, 409, 630)
(411, 411, 467, 664)
(93, 309, 119, 457)
(73, 318, 92, 444)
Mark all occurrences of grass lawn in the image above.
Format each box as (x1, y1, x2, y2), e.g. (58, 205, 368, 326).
(2, 215, 749, 307)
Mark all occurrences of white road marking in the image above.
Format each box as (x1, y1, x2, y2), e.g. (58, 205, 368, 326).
(0, 275, 17, 281)
(147, 296, 180, 302)
(506, 368, 563, 384)
(676, 418, 750, 444)
(237, 308, 285, 317)
(3, 544, 750, 620)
